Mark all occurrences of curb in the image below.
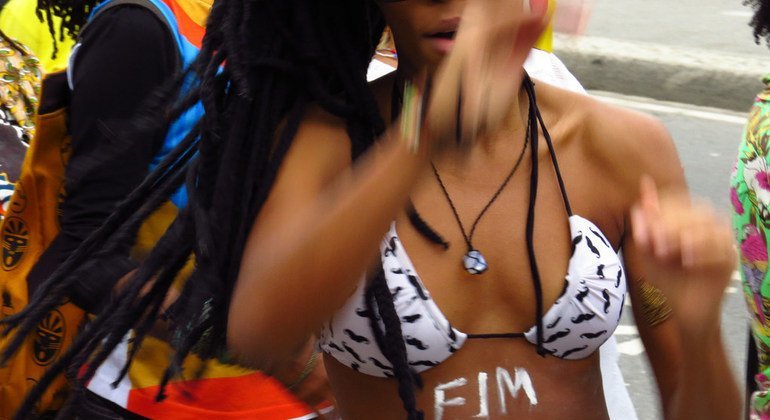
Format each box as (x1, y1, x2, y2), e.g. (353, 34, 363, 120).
(554, 35, 767, 112)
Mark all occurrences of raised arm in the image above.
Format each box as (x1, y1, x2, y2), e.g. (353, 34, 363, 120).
(614, 111, 741, 420)
(227, 107, 426, 370)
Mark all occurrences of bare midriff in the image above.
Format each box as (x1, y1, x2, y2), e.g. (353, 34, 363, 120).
(324, 340, 608, 419)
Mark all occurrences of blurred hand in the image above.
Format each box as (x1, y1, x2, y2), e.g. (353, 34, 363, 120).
(631, 176, 736, 341)
(425, 0, 551, 152)
(553, 0, 595, 36)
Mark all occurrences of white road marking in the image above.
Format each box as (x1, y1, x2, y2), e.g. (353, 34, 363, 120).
(617, 338, 646, 356)
(721, 10, 753, 18)
(615, 325, 639, 336)
(725, 286, 739, 294)
(733, 270, 742, 282)
(592, 91, 748, 125)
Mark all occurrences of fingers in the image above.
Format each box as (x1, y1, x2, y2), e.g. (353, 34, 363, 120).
(632, 175, 662, 255)
(529, 0, 550, 16)
(425, 0, 552, 150)
(631, 175, 735, 276)
(469, 0, 551, 135)
(680, 213, 736, 275)
(634, 175, 688, 261)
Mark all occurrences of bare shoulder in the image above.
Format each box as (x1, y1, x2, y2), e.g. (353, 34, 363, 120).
(585, 96, 684, 191)
(287, 104, 353, 187)
(586, 98, 671, 160)
(249, 103, 354, 243)
(541, 84, 685, 193)
(296, 104, 350, 145)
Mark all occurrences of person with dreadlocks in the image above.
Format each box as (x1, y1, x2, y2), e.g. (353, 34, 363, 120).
(731, 1, 770, 418)
(1, 0, 738, 418)
(0, 0, 331, 417)
(226, 1, 739, 419)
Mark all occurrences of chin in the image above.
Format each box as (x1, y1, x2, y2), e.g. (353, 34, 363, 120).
(421, 53, 446, 76)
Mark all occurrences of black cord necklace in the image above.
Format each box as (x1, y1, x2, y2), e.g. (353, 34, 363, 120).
(432, 117, 530, 275)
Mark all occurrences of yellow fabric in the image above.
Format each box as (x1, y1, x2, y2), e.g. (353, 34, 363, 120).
(174, 0, 212, 26)
(0, 3, 261, 415)
(130, 200, 193, 292)
(132, 337, 254, 390)
(0, 0, 75, 73)
(0, 71, 83, 418)
(129, 202, 257, 387)
(534, 0, 555, 52)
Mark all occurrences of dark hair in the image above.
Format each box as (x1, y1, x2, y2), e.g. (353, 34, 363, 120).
(36, 0, 99, 57)
(1, 0, 429, 418)
(746, 0, 770, 46)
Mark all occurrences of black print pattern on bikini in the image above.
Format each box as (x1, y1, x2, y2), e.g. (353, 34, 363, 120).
(318, 216, 629, 376)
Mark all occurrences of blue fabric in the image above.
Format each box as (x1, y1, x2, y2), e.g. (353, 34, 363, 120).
(89, 0, 202, 208)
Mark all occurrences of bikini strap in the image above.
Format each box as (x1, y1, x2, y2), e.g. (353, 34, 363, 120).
(526, 78, 573, 218)
(535, 102, 573, 217)
(523, 74, 547, 356)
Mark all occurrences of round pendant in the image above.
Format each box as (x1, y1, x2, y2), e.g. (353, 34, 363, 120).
(463, 250, 488, 275)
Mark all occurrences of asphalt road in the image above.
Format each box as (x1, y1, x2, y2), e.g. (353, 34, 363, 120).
(594, 91, 749, 419)
(586, 0, 766, 57)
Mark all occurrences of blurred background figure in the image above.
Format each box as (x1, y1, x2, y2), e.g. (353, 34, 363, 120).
(0, 0, 331, 417)
(732, 2, 770, 418)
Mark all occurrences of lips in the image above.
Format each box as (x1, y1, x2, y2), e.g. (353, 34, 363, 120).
(425, 17, 461, 40)
(426, 30, 457, 40)
(424, 18, 460, 54)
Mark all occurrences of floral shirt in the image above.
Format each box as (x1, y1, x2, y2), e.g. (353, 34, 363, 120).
(732, 74, 770, 419)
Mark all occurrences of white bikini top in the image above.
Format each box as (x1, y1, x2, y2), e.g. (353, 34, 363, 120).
(318, 216, 626, 378)
(318, 74, 627, 378)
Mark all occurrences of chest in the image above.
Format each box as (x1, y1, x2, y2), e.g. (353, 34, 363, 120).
(397, 154, 624, 334)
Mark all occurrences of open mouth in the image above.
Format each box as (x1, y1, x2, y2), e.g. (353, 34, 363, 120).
(424, 18, 460, 54)
(427, 31, 457, 40)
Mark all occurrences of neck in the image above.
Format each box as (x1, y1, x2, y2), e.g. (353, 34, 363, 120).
(455, 82, 531, 161)
(391, 68, 533, 163)
(433, 78, 534, 180)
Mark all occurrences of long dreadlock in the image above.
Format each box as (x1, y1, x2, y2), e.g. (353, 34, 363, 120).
(746, 0, 770, 47)
(35, 0, 95, 58)
(2, 0, 432, 418)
